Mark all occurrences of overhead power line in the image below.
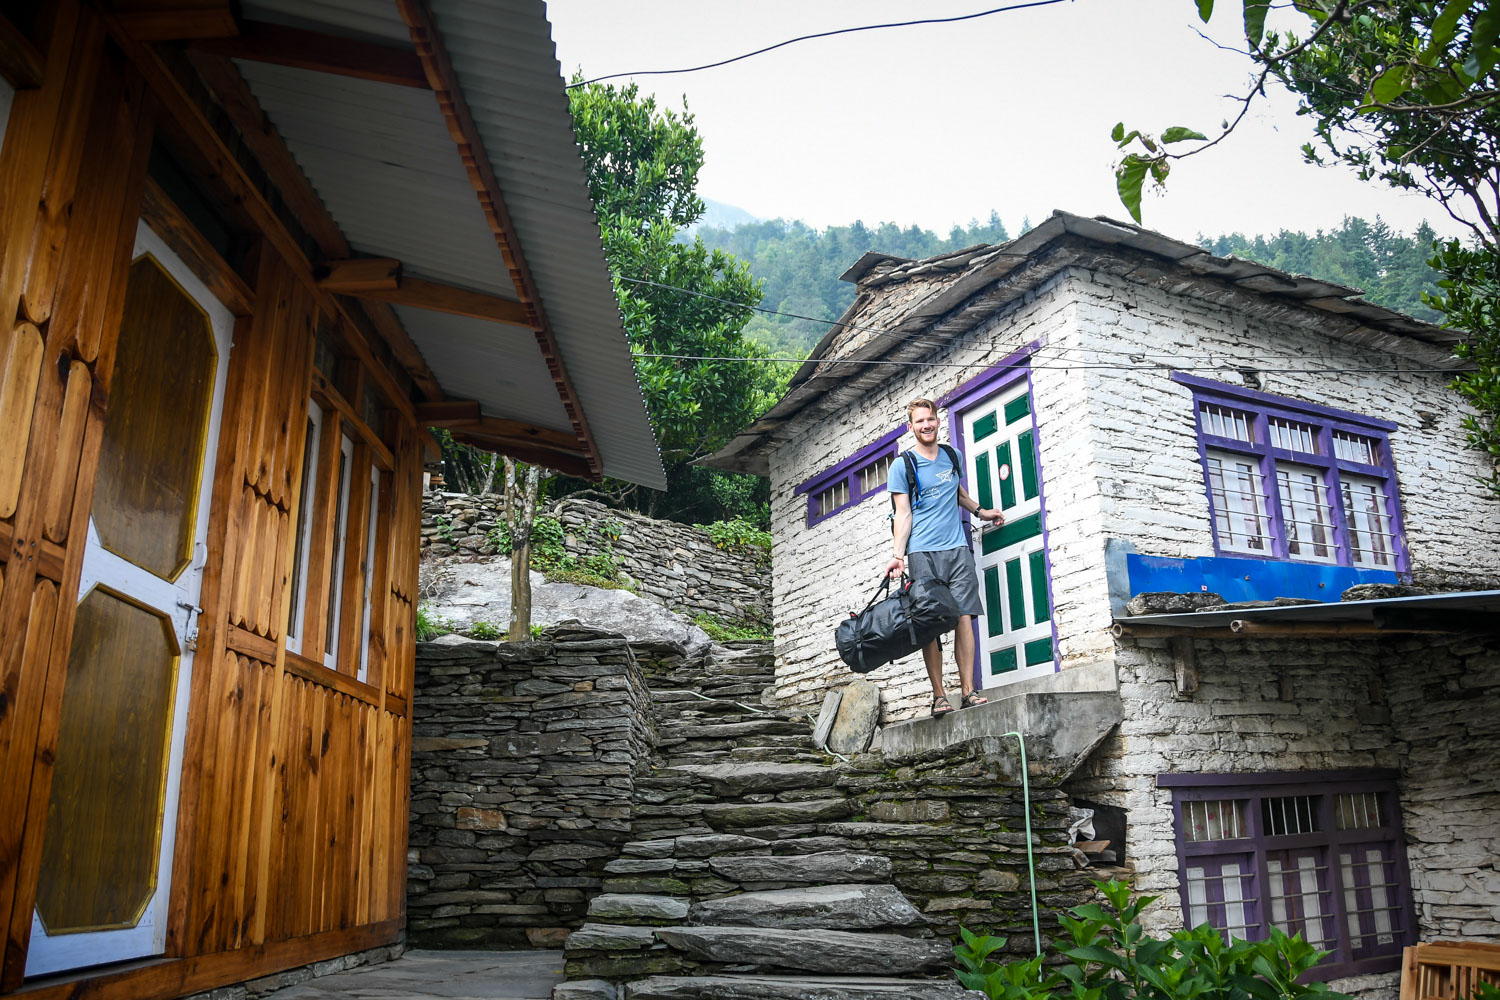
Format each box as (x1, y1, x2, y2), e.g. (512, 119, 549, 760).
(567, 0, 1075, 88)
(615, 276, 1459, 372)
(632, 352, 1452, 376)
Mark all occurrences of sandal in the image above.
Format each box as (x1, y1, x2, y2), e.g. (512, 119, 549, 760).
(931, 695, 955, 717)
(962, 691, 988, 708)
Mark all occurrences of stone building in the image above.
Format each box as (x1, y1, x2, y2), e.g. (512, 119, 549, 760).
(705, 211, 1500, 994)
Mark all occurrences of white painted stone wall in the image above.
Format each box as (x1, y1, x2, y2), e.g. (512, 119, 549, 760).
(1064, 633, 1500, 1000)
(766, 262, 1500, 724)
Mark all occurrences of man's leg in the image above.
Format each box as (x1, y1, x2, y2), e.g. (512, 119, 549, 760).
(922, 638, 945, 697)
(954, 616, 975, 697)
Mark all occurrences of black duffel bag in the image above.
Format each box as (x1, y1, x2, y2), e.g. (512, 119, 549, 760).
(835, 574, 961, 674)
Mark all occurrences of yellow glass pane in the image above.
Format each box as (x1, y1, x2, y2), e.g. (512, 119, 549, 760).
(92, 254, 216, 581)
(36, 587, 179, 933)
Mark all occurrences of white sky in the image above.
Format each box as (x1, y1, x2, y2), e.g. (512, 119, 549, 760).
(546, 0, 1464, 245)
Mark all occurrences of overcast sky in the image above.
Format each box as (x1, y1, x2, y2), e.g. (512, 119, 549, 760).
(546, 0, 1463, 245)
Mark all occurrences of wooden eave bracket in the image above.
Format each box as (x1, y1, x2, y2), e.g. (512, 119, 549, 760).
(107, 0, 238, 41)
(316, 259, 531, 327)
(0, 12, 43, 88)
(187, 20, 430, 89)
(396, 0, 604, 481)
(1167, 636, 1197, 700)
(415, 401, 586, 458)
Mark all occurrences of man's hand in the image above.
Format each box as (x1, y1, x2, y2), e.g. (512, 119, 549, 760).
(885, 556, 905, 579)
(977, 507, 1005, 527)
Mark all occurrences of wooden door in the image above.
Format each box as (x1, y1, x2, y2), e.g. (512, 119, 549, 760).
(25, 222, 233, 976)
(960, 379, 1057, 688)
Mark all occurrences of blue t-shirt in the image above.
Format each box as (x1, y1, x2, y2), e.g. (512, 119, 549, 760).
(887, 449, 966, 553)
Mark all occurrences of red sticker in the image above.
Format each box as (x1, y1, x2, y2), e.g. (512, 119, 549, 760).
(998, 464, 1011, 481)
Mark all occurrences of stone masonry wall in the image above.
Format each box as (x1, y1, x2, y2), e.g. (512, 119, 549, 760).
(766, 263, 1500, 725)
(421, 493, 770, 626)
(407, 626, 669, 948)
(1064, 633, 1500, 999)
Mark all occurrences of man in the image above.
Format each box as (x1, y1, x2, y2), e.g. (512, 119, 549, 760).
(884, 397, 1004, 716)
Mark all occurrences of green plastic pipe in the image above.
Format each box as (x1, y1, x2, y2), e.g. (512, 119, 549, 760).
(1000, 730, 1042, 957)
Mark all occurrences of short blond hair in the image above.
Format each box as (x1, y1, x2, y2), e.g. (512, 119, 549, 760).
(906, 397, 937, 422)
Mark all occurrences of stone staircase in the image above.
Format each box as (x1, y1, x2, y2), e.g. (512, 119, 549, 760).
(555, 643, 980, 1000)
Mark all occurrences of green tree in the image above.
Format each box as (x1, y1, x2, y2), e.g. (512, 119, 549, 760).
(1114, 0, 1500, 495)
(568, 80, 781, 521)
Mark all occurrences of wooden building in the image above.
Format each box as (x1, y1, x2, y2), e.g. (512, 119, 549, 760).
(0, 2, 663, 996)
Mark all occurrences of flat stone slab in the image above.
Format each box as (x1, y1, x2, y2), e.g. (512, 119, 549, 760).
(262, 949, 564, 999)
(587, 894, 690, 923)
(625, 975, 983, 1000)
(671, 762, 835, 796)
(554, 981, 616, 1000)
(689, 883, 924, 930)
(604, 858, 678, 874)
(708, 852, 891, 884)
(652, 926, 951, 975)
(701, 799, 852, 829)
(673, 834, 771, 858)
(673, 720, 806, 739)
(565, 923, 658, 952)
(622, 839, 677, 859)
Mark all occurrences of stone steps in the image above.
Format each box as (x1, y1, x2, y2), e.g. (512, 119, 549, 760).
(615, 974, 979, 1000)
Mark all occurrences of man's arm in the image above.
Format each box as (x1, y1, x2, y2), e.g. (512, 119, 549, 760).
(957, 485, 1004, 526)
(886, 492, 912, 579)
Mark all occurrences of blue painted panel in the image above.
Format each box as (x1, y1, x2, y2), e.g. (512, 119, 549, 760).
(1124, 552, 1398, 604)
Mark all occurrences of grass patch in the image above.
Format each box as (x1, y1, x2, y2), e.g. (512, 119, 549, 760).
(692, 612, 773, 643)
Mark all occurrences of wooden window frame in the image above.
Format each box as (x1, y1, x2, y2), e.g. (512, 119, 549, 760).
(1160, 769, 1417, 981)
(795, 425, 905, 527)
(1175, 374, 1408, 573)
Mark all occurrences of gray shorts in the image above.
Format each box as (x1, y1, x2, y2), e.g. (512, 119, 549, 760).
(907, 547, 984, 618)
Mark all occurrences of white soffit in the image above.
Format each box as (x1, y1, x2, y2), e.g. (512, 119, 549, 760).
(235, 0, 665, 488)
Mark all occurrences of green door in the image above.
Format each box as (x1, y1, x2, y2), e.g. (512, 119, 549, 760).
(959, 380, 1056, 687)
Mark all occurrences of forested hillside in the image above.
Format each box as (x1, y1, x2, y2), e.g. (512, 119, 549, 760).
(696, 213, 1444, 358)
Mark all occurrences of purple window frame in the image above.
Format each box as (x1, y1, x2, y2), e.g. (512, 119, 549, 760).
(1159, 768, 1416, 981)
(1174, 374, 1409, 574)
(795, 425, 906, 527)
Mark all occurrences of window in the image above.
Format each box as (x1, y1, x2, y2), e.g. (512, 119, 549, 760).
(1178, 375, 1405, 571)
(286, 401, 324, 657)
(795, 427, 904, 527)
(1161, 770, 1414, 981)
(323, 433, 354, 669)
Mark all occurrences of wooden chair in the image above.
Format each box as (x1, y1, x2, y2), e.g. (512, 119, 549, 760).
(1402, 942, 1500, 1000)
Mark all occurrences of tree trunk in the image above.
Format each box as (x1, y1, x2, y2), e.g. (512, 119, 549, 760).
(509, 541, 532, 640)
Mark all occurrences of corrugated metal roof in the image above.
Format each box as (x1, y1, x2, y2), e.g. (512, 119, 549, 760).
(1116, 590, 1500, 630)
(235, 0, 664, 488)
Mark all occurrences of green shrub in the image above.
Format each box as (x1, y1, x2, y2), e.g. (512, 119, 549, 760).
(703, 517, 772, 554)
(955, 879, 1347, 1000)
(415, 604, 451, 642)
(692, 612, 773, 643)
(466, 620, 502, 640)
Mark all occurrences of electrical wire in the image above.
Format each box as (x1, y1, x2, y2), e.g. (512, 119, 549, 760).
(631, 352, 1452, 374)
(614, 275, 1459, 369)
(567, 1, 1075, 88)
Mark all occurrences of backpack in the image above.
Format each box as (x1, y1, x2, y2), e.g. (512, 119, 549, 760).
(891, 443, 961, 528)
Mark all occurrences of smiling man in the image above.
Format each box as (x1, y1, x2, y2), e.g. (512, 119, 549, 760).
(884, 397, 1004, 716)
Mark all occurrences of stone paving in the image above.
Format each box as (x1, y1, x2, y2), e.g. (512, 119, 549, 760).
(263, 950, 564, 999)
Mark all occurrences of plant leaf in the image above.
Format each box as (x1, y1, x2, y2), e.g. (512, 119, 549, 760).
(1115, 156, 1149, 223)
(1370, 66, 1409, 104)
(1161, 126, 1208, 143)
(1196, 0, 1215, 22)
(1242, 0, 1270, 47)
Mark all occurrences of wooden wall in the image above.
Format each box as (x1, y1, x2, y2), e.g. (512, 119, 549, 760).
(0, 5, 419, 996)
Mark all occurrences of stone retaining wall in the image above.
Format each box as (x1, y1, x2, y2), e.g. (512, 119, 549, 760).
(407, 626, 671, 948)
(421, 493, 770, 625)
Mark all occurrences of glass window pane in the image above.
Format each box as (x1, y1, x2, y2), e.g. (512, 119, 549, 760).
(1206, 450, 1270, 554)
(1277, 463, 1337, 563)
(324, 434, 354, 667)
(1342, 474, 1397, 568)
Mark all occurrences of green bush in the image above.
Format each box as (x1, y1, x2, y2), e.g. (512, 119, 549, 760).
(954, 879, 1348, 1000)
(703, 517, 772, 554)
(466, 620, 503, 640)
(415, 604, 451, 642)
(692, 612, 772, 643)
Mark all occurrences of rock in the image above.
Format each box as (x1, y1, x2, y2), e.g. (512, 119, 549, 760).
(688, 884, 924, 930)
(527, 927, 573, 948)
(708, 851, 891, 884)
(625, 975, 984, 1000)
(652, 926, 951, 975)
(553, 980, 617, 1000)
(827, 681, 881, 754)
(672, 834, 771, 858)
(622, 839, 678, 859)
(1125, 592, 1225, 616)
(1204, 597, 1322, 611)
(1341, 583, 1430, 601)
(565, 923, 659, 951)
(866, 799, 949, 823)
(672, 762, 836, 796)
(811, 690, 842, 750)
(701, 799, 853, 829)
(604, 858, 678, 874)
(587, 894, 690, 923)
(420, 557, 712, 654)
